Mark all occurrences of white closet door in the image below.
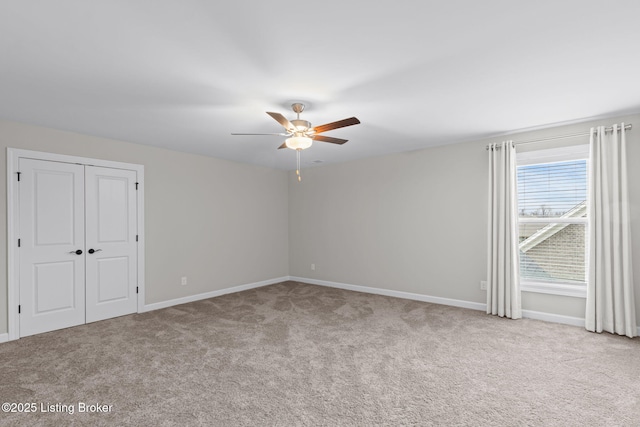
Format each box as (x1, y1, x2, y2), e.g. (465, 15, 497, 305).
(85, 166, 138, 323)
(18, 159, 86, 337)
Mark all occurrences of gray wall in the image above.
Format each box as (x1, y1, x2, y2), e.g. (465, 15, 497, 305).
(0, 120, 290, 334)
(289, 113, 640, 323)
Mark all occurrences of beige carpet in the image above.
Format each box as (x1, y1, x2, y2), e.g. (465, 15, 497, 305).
(1, 281, 639, 426)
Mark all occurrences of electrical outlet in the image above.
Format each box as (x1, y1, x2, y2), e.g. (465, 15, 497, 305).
(480, 281, 487, 291)
(311, 263, 315, 271)
(181, 277, 188, 286)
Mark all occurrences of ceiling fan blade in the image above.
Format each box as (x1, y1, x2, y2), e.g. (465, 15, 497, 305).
(231, 133, 289, 136)
(277, 142, 287, 150)
(313, 117, 360, 134)
(313, 135, 348, 145)
(266, 112, 295, 131)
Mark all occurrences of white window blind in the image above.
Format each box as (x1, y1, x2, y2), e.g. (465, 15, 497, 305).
(517, 154, 588, 286)
(518, 160, 587, 219)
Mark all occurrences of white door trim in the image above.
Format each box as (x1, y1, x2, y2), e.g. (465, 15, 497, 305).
(7, 148, 145, 341)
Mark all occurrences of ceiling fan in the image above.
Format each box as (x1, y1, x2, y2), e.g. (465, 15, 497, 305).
(232, 103, 360, 181)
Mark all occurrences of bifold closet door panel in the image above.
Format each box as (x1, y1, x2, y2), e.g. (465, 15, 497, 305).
(84, 166, 138, 323)
(18, 158, 86, 337)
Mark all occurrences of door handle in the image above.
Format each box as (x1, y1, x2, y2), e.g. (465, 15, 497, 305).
(88, 249, 102, 254)
(69, 249, 83, 255)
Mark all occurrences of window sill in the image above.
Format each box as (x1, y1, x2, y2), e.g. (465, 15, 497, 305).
(521, 281, 587, 298)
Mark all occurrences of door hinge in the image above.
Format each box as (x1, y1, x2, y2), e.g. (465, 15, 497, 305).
(136, 235, 138, 242)
(18, 305, 21, 314)
(18, 238, 21, 247)
(17, 171, 21, 181)
(136, 286, 139, 294)
(135, 182, 139, 190)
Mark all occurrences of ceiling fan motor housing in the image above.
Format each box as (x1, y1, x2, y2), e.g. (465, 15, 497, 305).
(291, 119, 312, 133)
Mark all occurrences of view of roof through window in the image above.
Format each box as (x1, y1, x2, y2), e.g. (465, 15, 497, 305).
(517, 159, 588, 285)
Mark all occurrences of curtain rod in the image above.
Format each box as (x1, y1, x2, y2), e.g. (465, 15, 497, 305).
(485, 123, 632, 150)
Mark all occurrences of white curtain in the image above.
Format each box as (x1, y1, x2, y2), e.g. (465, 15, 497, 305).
(586, 124, 636, 337)
(487, 141, 521, 319)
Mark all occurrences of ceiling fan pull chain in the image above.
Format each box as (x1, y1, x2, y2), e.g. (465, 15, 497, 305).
(296, 148, 302, 182)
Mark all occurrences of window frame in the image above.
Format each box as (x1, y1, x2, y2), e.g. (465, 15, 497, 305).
(516, 145, 590, 298)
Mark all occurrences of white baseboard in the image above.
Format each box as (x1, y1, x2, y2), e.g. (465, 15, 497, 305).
(289, 276, 487, 312)
(521, 309, 585, 328)
(0, 333, 8, 343)
(142, 276, 289, 312)
(521, 310, 640, 336)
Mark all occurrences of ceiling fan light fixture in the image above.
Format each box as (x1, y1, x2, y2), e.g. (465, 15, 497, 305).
(285, 136, 313, 150)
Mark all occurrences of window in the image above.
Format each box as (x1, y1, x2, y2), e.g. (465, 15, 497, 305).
(516, 145, 589, 297)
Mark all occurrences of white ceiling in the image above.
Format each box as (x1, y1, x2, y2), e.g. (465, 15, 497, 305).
(2, 1, 640, 170)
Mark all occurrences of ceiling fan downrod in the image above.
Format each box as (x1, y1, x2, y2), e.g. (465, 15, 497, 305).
(291, 103, 305, 119)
